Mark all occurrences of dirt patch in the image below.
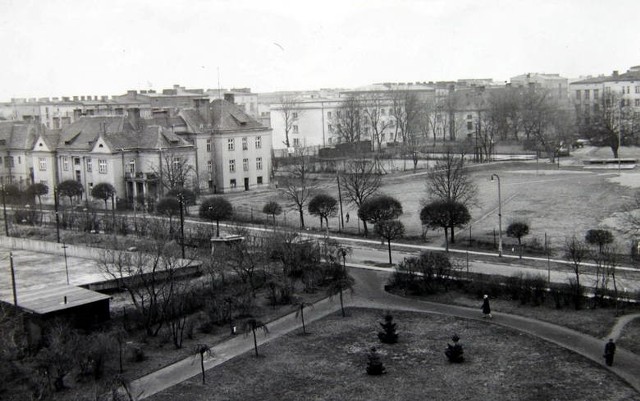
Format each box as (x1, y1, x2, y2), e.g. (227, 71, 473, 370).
(148, 308, 640, 401)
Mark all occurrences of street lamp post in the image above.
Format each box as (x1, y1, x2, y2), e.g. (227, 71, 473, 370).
(490, 174, 503, 257)
(62, 242, 69, 285)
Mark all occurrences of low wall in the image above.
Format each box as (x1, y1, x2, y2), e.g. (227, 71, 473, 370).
(0, 236, 98, 259)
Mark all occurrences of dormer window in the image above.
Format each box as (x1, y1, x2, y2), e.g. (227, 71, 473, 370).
(98, 143, 104, 148)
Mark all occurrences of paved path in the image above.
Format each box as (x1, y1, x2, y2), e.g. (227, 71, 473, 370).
(126, 264, 640, 400)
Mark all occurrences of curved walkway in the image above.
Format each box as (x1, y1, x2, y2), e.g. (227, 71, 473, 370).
(606, 313, 640, 341)
(126, 265, 640, 400)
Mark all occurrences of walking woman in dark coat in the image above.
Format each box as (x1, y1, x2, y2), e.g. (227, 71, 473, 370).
(482, 294, 492, 318)
(604, 339, 616, 366)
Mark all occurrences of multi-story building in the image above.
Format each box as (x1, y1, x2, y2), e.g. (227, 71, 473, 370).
(179, 99, 272, 193)
(31, 114, 195, 206)
(0, 121, 42, 188)
(570, 66, 640, 117)
(510, 73, 569, 99)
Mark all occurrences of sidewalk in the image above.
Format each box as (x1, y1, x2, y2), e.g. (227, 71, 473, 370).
(125, 264, 640, 400)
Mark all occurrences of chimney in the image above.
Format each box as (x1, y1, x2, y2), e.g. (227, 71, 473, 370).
(224, 93, 235, 104)
(613, 70, 619, 77)
(194, 98, 211, 125)
(73, 96, 79, 101)
(127, 107, 141, 130)
(73, 109, 83, 120)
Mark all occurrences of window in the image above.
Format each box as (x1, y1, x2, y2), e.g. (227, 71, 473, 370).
(98, 159, 107, 174)
(39, 158, 47, 171)
(230, 179, 236, 188)
(229, 159, 236, 172)
(328, 138, 333, 144)
(467, 114, 473, 119)
(256, 157, 263, 170)
(293, 125, 299, 134)
(207, 160, 212, 172)
(293, 112, 298, 119)
(86, 158, 93, 172)
(257, 176, 263, 185)
(467, 121, 473, 130)
(635, 99, 640, 107)
(255, 136, 262, 149)
(62, 156, 69, 171)
(17, 156, 21, 164)
(328, 124, 332, 132)
(74, 157, 80, 166)
(327, 111, 332, 118)
(381, 109, 385, 115)
(242, 137, 248, 150)
(337, 111, 342, 118)
(206, 139, 212, 152)
(293, 138, 300, 147)
(4, 156, 14, 168)
(575, 90, 581, 100)
(172, 157, 181, 171)
(227, 138, 235, 151)
(593, 89, 599, 99)
(128, 159, 135, 174)
(584, 90, 590, 100)
(636, 86, 640, 94)
(243, 158, 249, 171)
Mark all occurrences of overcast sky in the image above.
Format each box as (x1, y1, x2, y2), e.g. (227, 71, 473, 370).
(1, 0, 639, 99)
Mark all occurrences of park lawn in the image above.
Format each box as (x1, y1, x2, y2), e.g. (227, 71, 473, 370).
(619, 318, 640, 355)
(147, 308, 640, 401)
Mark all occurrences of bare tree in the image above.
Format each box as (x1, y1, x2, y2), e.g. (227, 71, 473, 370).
(578, 90, 640, 158)
(361, 94, 392, 151)
(151, 151, 195, 191)
(340, 160, 381, 236)
(277, 95, 303, 148)
(96, 238, 192, 336)
(375, 219, 405, 264)
(332, 95, 367, 144)
(280, 151, 315, 228)
(426, 148, 478, 207)
(564, 236, 590, 310)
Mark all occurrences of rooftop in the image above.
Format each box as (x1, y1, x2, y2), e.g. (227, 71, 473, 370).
(1, 284, 110, 315)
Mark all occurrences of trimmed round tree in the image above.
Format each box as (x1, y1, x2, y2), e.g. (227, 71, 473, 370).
(585, 229, 614, 254)
(506, 221, 530, 258)
(57, 180, 84, 205)
(91, 182, 116, 210)
(262, 201, 282, 226)
(308, 193, 338, 229)
(200, 197, 233, 237)
(156, 196, 181, 232)
(420, 200, 470, 250)
(375, 219, 405, 264)
(358, 195, 403, 237)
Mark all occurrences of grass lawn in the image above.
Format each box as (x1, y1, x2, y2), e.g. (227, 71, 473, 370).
(148, 308, 640, 401)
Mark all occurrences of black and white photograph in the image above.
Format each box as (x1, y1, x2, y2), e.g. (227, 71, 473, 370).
(1, 0, 640, 400)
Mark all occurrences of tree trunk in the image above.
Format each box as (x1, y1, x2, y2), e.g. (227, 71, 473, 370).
(339, 288, 345, 317)
(200, 354, 206, 384)
(216, 220, 220, 237)
(362, 220, 368, 237)
(300, 305, 306, 334)
(299, 206, 305, 229)
(387, 238, 392, 264)
(252, 329, 259, 357)
(444, 227, 449, 251)
(450, 225, 456, 244)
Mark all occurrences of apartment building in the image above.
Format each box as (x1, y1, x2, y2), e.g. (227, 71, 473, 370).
(571, 66, 640, 116)
(0, 121, 42, 188)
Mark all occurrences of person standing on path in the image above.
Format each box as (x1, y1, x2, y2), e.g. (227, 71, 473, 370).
(604, 339, 616, 366)
(482, 295, 492, 318)
(346, 212, 350, 223)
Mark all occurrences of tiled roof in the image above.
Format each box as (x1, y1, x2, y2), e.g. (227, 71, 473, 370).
(0, 121, 41, 150)
(57, 116, 128, 150)
(104, 125, 191, 150)
(571, 70, 640, 85)
(179, 99, 266, 133)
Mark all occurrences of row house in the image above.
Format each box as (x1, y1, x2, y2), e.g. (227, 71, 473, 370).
(32, 114, 195, 207)
(0, 121, 42, 188)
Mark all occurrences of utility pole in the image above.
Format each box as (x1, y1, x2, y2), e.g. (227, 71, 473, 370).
(54, 187, 60, 243)
(10, 251, 17, 305)
(336, 174, 344, 230)
(178, 193, 185, 259)
(2, 185, 8, 236)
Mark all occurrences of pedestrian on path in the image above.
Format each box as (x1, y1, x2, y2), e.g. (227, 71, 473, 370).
(482, 295, 492, 318)
(604, 339, 616, 366)
(346, 212, 350, 223)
